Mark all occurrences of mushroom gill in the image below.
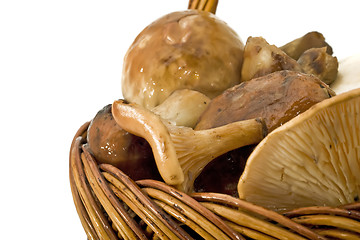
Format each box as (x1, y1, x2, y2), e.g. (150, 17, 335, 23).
(237, 88, 360, 212)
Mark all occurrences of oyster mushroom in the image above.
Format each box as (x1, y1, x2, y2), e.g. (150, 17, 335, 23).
(112, 99, 266, 193)
(237, 88, 360, 211)
(122, 9, 244, 109)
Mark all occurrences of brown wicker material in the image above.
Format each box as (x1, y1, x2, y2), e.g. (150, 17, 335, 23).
(69, 1, 360, 239)
(70, 123, 360, 240)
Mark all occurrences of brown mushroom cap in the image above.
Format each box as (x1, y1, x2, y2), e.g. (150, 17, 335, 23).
(122, 10, 244, 109)
(237, 88, 360, 211)
(196, 70, 335, 132)
(86, 104, 161, 181)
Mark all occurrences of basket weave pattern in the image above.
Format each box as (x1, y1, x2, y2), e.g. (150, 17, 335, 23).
(70, 122, 360, 240)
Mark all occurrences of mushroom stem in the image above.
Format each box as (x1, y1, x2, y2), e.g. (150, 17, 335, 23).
(188, 0, 218, 14)
(112, 100, 184, 186)
(168, 118, 266, 192)
(112, 100, 266, 192)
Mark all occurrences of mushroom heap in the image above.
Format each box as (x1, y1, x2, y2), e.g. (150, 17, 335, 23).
(86, 2, 360, 211)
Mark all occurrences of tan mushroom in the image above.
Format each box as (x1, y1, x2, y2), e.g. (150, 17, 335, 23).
(297, 47, 338, 85)
(240, 37, 302, 82)
(112, 99, 266, 193)
(280, 31, 333, 60)
(121, 10, 244, 109)
(151, 89, 210, 128)
(237, 88, 360, 212)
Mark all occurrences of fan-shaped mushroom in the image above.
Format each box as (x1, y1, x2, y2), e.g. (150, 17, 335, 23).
(122, 10, 244, 109)
(237, 88, 360, 211)
(112, 99, 266, 193)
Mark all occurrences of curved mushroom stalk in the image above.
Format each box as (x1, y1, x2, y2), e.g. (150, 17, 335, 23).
(168, 118, 266, 193)
(112, 100, 267, 193)
(112, 100, 184, 186)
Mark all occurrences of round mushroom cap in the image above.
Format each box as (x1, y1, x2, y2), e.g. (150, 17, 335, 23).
(122, 10, 244, 109)
(237, 88, 360, 211)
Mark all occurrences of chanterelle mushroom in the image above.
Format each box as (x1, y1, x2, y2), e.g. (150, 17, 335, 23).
(237, 88, 360, 212)
(112, 99, 266, 193)
(122, 10, 244, 109)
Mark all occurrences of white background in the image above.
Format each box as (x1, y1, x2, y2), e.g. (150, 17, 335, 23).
(1, 0, 359, 239)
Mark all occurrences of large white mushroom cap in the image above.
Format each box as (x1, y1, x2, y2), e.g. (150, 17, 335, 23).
(238, 88, 360, 212)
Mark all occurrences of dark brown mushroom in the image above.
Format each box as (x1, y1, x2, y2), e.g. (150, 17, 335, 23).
(86, 104, 162, 181)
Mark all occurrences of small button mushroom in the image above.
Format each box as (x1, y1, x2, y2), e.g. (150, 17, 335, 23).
(122, 10, 244, 109)
(151, 89, 211, 128)
(241, 37, 302, 82)
(86, 104, 162, 181)
(111, 99, 267, 193)
(280, 31, 333, 60)
(297, 47, 338, 85)
(196, 70, 335, 133)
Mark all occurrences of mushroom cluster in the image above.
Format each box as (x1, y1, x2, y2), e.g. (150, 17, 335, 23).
(85, 2, 360, 211)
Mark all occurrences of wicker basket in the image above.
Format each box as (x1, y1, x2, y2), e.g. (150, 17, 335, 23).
(69, 1, 360, 239)
(70, 122, 360, 240)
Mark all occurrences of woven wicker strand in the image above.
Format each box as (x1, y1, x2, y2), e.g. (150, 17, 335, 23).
(137, 180, 243, 240)
(188, 0, 218, 14)
(70, 136, 118, 240)
(81, 147, 147, 240)
(70, 123, 360, 239)
(191, 193, 326, 240)
(99, 163, 193, 240)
